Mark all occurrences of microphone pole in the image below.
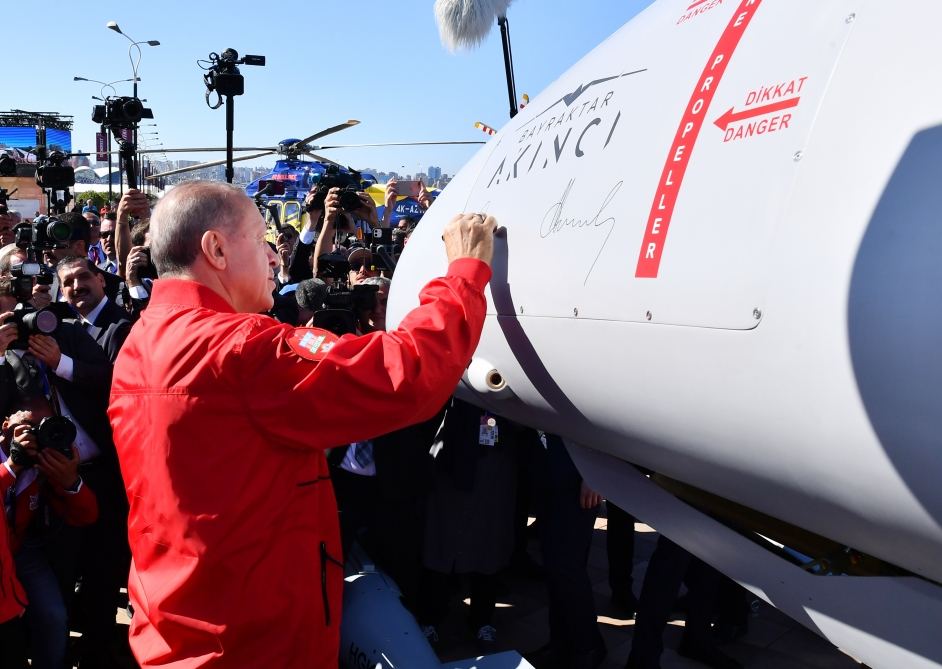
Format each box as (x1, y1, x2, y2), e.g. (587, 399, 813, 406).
(498, 15, 518, 119)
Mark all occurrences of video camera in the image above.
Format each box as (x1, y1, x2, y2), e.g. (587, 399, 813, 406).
(35, 149, 75, 191)
(305, 165, 365, 214)
(203, 48, 265, 104)
(92, 96, 154, 130)
(9, 415, 77, 466)
(0, 187, 16, 206)
(312, 283, 380, 336)
(10, 215, 71, 308)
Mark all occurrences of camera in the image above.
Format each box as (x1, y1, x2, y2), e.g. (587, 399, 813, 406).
(305, 166, 365, 213)
(0, 187, 16, 205)
(9, 415, 77, 466)
(4, 302, 62, 351)
(312, 284, 379, 336)
(92, 96, 154, 130)
(13, 216, 72, 251)
(203, 48, 266, 100)
(35, 150, 75, 191)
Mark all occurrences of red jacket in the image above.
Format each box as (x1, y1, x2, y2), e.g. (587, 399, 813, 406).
(109, 259, 490, 668)
(0, 469, 26, 623)
(0, 467, 99, 555)
(0, 464, 98, 623)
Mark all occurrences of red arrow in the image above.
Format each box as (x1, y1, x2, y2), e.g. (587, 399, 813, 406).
(713, 97, 800, 131)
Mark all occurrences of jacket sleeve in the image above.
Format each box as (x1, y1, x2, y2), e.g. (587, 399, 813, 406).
(49, 481, 99, 527)
(59, 322, 113, 393)
(238, 258, 490, 450)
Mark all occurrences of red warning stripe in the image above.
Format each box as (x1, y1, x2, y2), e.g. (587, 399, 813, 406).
(635, 0, 762, 279)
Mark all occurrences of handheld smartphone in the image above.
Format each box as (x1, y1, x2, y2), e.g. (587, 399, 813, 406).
(394, 180, 423, 198)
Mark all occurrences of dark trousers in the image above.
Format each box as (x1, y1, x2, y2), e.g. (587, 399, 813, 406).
(606, 502, 636, 597)
(533, 435, 604, 657)
(73, 460, 132, 663)
(417, 569, 498, 630)
(627, 537, 721, 668)
(0, 617, 28, 669)
(331, 466, 380, 558)
(372, 494, 427, 610)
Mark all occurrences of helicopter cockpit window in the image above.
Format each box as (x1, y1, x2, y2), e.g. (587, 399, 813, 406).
(283, 201, 301, 227)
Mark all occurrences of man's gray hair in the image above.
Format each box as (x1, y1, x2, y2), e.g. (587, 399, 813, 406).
(150, 181, 250, 276)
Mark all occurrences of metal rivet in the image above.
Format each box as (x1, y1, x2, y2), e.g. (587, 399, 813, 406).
(645, 311, 652, 321)
(519, 305, 524, 315)
(573, 308, 579, 317)
(793, 150, 803, 162)
(753, 308, 762, 320)
(845, 12, 855, 23)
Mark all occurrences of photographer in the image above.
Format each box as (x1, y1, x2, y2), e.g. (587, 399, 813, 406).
(0, 402, 97, 669)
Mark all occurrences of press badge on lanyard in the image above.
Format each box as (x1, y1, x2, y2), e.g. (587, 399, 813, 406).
(479, 412, 498, 447)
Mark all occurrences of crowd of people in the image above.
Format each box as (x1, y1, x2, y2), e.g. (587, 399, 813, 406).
(0, 179, 750, 669)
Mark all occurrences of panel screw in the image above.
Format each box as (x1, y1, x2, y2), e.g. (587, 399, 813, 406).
(645, 311, 652, 321)
(845, 13, 856, 23)
(519, 305, 524, 315)
(793, 150, 803, 162)
(753, 308, 762, 320)
(573, 307, 579, 317)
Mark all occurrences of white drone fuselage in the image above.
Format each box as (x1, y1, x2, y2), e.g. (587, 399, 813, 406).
(389, 1, 942, 667)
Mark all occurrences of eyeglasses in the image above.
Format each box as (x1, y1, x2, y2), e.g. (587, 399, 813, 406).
(349, 260, 371, 271)
(100, 231, 114, 239)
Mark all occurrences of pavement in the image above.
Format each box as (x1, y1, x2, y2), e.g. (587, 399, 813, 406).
(432, 514, 865, 669)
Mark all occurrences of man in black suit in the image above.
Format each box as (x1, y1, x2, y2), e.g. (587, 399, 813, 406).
(56, 257, 131, 364)
(54, 256, 135, 667)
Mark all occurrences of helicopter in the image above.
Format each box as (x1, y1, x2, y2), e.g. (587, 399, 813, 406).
(141, 121, 481, 229)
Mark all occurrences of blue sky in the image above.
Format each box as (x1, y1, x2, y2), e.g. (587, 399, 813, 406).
(8, 0, 654, 176)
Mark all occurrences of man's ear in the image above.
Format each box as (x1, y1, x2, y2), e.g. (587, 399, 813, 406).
(200, 230, 227, 270)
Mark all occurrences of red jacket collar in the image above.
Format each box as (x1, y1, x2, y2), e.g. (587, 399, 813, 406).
(148, 278, 236, 314)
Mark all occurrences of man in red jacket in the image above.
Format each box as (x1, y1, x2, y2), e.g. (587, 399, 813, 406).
(109, 181, 496, 668)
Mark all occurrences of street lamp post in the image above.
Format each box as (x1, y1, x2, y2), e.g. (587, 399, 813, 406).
(106, 22, 159, 189)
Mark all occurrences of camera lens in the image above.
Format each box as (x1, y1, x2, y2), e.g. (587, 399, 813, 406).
(45, 219, 71, 243)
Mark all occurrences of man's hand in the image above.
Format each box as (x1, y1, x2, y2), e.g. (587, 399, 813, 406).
(442, 213, 498, 266)
(355, 192, 379, 226)
(37, 446, 80, 491)
(384, 181, 398, 211)
(0, 315, 18, 355)
(28, 334, 62, 369)
(30, 284, 52, 310)
(126, 246, 149, 287)
(324, 187, 342, 228)
(117, 189, 150, 223)
(579, 480, 603, 510)
(417, 184, 433, 211)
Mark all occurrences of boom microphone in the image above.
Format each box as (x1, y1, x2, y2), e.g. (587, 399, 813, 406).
(434, 0, 513, 50)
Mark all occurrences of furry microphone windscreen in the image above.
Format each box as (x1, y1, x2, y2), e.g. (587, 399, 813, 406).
(434, 0, 514, 51)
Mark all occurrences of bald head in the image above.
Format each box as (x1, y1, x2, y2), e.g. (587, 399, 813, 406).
(150, 182, 251, 276)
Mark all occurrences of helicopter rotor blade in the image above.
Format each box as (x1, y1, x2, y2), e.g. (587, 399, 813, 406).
(145, 150, 276, 180)
(294, 120, 360, 149)
(301, 151, 343, 168)
(109, 147, 279, 155)
(311, 140, 486, 150)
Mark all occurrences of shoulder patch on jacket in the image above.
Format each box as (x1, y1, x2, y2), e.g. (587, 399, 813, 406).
(287, 328, 341, 362)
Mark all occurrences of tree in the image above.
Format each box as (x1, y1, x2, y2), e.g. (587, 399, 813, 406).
(74, 191, 107, 210)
